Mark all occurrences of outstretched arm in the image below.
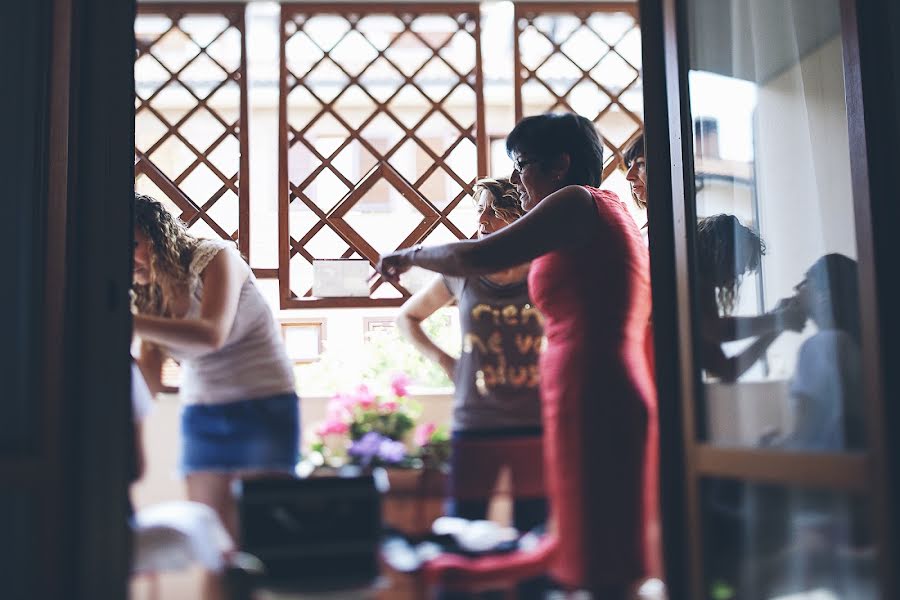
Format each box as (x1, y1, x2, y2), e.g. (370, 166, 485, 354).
(701, 331, 779, 381)
(395, 276, 457, 379)
(133, 248, 248, 354)
(377, 185, 598, 280)
(708, 299, 806, 342)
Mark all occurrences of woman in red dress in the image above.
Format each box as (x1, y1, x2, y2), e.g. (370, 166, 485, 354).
(378, 113, 658, 599)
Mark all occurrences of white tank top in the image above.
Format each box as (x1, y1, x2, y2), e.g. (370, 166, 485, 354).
(164, 240, 296, 405)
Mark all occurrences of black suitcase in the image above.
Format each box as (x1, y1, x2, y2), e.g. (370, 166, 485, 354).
(231, 473, 383, 595)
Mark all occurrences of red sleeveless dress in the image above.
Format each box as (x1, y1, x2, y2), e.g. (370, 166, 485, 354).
(422, 188, 659, 591)
(528, 187, 658, 589)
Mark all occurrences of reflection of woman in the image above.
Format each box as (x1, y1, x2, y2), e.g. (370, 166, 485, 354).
(379, 113, 656, 598)
(396, 177, 545, 533)
(131, 194, 299, 548)
(786, 253, 863, 450)
(695, 214, 805, 380)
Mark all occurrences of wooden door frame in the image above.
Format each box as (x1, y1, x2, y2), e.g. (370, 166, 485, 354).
(641, 0, 900, 598)
(637, 1, 691, 597)
(1, 0, 66, 596)
(1, 0, 135, 597)
(46, 0, 136, 597)
(846, 3, 900, 592)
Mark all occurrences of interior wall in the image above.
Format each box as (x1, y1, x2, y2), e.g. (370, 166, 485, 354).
(754, 35, 856, 378)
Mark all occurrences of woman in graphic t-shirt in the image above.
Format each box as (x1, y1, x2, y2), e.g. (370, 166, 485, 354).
(396, 178, 547, 548)
(397, 178, 547, 597)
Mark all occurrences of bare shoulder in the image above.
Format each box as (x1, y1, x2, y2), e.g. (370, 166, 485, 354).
(554, 184, 594, 203)
(539, 185, 599, 218)
(199, 244, 248, 284)
(536, 185, 594, 210)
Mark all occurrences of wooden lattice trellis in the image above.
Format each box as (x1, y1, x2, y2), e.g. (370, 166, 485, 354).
(514, 2, 643, 179)
(134, 3, 250, 258)
(279, 2, 486, 308)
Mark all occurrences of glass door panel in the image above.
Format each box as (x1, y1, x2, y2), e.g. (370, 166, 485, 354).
(700, 478, 878, 600)
(685, 0, 864, 453)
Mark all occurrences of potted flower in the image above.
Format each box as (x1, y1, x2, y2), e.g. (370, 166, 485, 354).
(306, 373, 450, 536)
(308, 373, 421, 469)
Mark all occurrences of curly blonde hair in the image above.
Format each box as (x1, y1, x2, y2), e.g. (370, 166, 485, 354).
(473, 177, 525, 223)
(132, 193, 201, 316)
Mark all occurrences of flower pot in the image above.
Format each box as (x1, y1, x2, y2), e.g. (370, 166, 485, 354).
(381, 467, 448, 537)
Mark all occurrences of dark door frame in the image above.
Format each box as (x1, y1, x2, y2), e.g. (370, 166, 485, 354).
(640, 0, 900, 598)
(62, 0, 137, 597)
(18, 0, 136, 597)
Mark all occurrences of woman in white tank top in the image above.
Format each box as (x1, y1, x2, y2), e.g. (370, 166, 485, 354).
(131, 194, 299, 581)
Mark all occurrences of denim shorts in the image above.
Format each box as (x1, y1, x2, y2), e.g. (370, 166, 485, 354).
(180, 393, 300, 475)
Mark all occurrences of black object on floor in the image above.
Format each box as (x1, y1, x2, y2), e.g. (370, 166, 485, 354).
(229, 473, 382, 596)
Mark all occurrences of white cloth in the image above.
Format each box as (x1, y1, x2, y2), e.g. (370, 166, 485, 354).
(131, 363, 154, 422)
(164, 240, 296, 405)
(432, 516, 519, 553)
(132, 501, 234, 573)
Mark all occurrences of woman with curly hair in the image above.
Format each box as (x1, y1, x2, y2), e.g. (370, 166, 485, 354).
(695, 214, 806, 380)
(131, 194, 298, 554)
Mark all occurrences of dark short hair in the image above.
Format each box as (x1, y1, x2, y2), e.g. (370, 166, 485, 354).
(505, 112, 605, 187)
(804, 253, 860, 343)
(622, 135, 645, 168)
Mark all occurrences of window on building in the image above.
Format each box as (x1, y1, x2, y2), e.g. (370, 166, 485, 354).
(281, 319, 327, 364)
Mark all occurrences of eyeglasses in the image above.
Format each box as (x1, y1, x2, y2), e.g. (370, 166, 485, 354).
(625, 158, 646, 173)
(512, 157, 538, 173)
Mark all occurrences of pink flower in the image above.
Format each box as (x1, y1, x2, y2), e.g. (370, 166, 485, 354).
(326, 397, 352, 422)
(315, 419, 349, 436)
(390, 372, 411, 397)
(332, 392, 355, 407)
(414, 422, 437, 447)
(380, 399, 399, 413)
(353, 385, 376, 409)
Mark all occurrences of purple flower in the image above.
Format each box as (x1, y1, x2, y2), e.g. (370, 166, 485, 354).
(348, 432, 407, 466)
(377, 438, 407, 463)
(348, 432, 383, 466)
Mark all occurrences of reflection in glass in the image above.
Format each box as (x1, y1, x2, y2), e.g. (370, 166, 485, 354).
(701, 479, 877, 600)
(694, 214, 805, 382)
(783, 254, 864, 451)
(686, 0, 865, 451)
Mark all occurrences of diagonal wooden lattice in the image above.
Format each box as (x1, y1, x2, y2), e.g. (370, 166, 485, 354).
(514, 2, 643, 180)
(279, 3, 486, 308)
(134, 4, 250, 257)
